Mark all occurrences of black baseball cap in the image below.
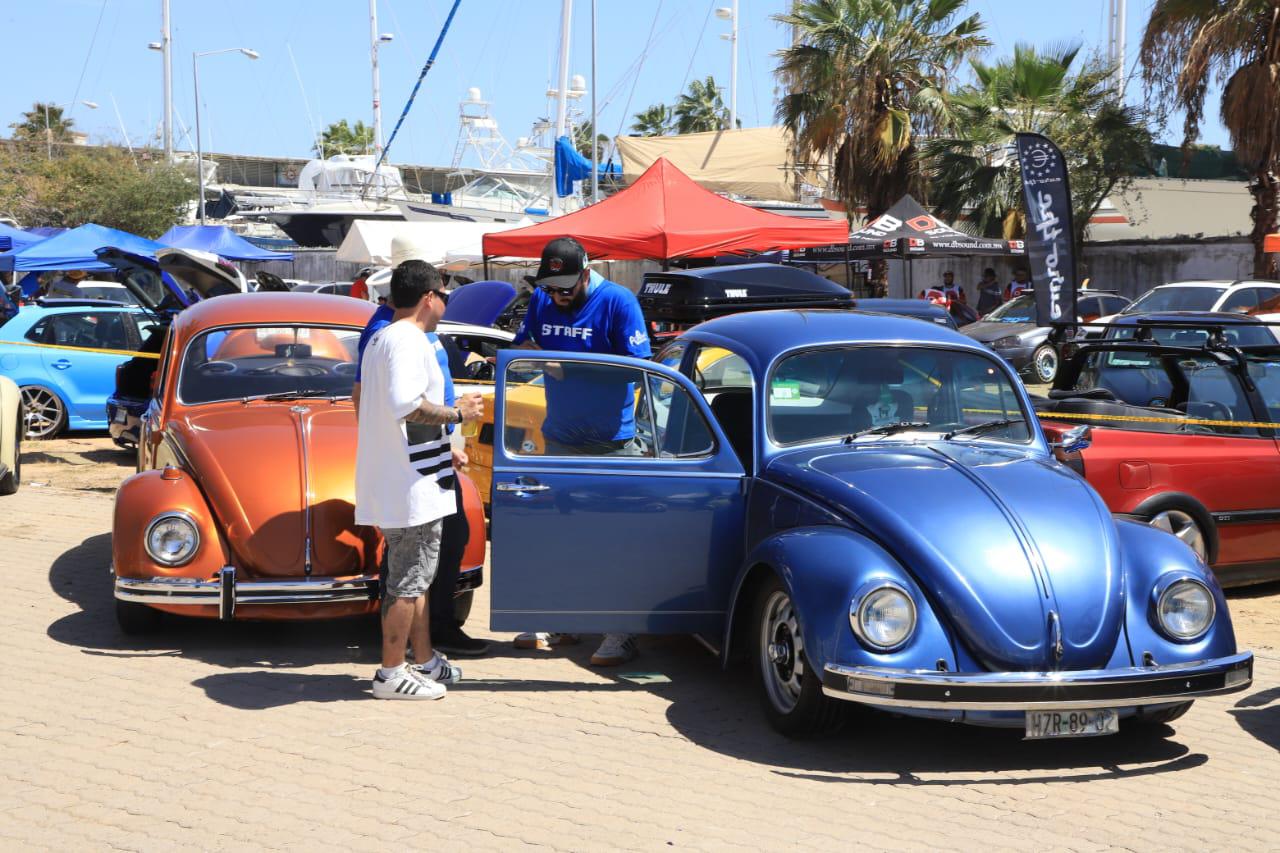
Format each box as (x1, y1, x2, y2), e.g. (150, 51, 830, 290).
(534, 237, 588, 289)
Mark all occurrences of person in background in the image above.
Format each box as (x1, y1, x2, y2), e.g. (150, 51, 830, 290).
(975, 268, 1002, 316)
(350, 267, 374, 301)
(919, 270, 964, 309)
(1005, 268, 1031, 301)
(355, 260, 483, 700)
(511, 236, 652, 667)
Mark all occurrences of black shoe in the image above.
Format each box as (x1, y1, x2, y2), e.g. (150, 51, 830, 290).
(432, 627, 490, 657)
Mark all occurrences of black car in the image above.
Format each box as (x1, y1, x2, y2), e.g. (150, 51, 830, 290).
(963, 291, 1131, 384)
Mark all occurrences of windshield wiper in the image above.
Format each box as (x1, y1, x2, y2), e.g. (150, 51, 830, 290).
(844, 421, 931, 442)
(945, 418, 1020, 440)
(242, 389, 346, 403)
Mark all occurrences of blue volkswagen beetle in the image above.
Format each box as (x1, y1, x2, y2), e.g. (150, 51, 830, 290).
(489, 310, 1254, 737)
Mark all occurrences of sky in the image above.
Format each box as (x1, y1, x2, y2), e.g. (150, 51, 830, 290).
(0, 0, 1230, 168)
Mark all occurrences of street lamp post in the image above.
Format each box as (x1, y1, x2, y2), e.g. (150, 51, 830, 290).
(715, 2, 738, 130)
(43, 100, 98, 160)
(193, 47, 258, 224)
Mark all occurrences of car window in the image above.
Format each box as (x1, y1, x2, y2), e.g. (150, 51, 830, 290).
(1220, 288, 1261, 313)
(644, 372, 715, 458)
(691, 345, 752, 390)
(1105, 324, 1276, 347)
(1104, 296, 1129, 314)
(178, 324, 361, 404)
(767, 346, 1030, 445)
(502, 358, 656, 458)
(983, 294, 1036, 323)
(655, 342, 686, 370)
(1077, 296, 1099, 319)
(1125, 286, 1227, 313)
(29, 311, 133, 350)
(134, 316, 162, 345)
(1182, 357, 1261, 436)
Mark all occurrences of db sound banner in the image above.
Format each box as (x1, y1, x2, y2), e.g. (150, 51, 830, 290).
(1015, 133, 1077, 327)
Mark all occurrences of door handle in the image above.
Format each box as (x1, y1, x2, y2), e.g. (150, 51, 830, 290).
(496, 479, 550, 494)
(52, 359, 72, 370)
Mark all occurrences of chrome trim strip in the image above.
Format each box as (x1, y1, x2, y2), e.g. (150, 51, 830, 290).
(821, 653, 1253, 711)
(292, 405, 314, 577)
(115, 571, 380, 606)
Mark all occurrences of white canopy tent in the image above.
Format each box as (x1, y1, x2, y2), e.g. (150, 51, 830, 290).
(336, 219, 532, 267)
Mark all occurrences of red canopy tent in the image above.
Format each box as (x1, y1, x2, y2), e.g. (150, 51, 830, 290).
(481, 157, 847, 261)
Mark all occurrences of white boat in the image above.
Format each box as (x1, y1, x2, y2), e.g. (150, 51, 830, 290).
(250, 155, 408, 247)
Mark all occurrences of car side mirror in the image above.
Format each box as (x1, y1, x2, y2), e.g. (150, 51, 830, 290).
(1050, 424, 1092, 454)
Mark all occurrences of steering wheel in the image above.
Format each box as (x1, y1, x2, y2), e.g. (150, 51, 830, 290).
(465, 360, 494, 382)
(247, 363, 327, 377)
(196, 360, 238, 375)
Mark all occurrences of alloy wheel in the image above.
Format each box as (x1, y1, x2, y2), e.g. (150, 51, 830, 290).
(1149, 510, 1207, 561)
(1034, 346, 1059, 384)
(759, 589, 804, 714)
(20, 386, 64, 439)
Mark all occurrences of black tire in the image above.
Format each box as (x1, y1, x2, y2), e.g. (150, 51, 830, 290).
(115, 599, 163, 635)
(752, 574, 846, 736)
(1128, 701, 1193, 728)
(453, 589, 474, 627)
(1031, 343, 1060, 384)
(0, 403, 20, 496)
(20, 384, 66, 439)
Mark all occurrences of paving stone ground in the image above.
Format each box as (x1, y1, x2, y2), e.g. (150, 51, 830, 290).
(2, 461, 1279, 850)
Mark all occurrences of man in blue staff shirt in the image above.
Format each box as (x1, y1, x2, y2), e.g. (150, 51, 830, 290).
(512, 236, 651, 666)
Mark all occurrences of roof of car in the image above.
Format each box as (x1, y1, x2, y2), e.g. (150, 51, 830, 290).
(28, 299, 143, 311)
(684, 308, 980, 367)
(1154, 280, 1280, 289)
(172, 292, 375, 339)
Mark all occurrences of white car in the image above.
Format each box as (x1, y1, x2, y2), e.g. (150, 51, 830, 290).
(44, 280, 140, 305)
(1093, 280, 1280, 341)
(0, 375, 21, 495)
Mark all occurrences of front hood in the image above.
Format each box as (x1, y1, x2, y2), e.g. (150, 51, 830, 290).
(443, 280, 517, 327)
(767, 442, 1123, 671)
(962, 320, 1035, 343)
(170, 403, 366, 578)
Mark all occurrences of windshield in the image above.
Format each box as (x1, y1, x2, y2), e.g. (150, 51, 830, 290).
(768, 346, 1031, 445)
(1123, 286, 1226, 313)
(983, 294, 1036, 323)
(178, 324, 361, 404)
(77, 285, 138, 305)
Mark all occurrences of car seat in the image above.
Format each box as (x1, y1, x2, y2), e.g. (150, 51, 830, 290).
(709, 388, 753, 474)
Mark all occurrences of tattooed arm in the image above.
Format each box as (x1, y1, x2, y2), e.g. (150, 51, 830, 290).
(404, 395, 460, 425)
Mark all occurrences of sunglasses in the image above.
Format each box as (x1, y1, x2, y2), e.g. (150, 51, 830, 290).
(429, 288, 450, 306)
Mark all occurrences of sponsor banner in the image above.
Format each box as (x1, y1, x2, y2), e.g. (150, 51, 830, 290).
(1016, 133, 1077, 326)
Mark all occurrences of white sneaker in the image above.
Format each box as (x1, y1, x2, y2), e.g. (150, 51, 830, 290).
(513, 632, 581, 650)
(415, 653, 463, 685)
(590, 633, 638, 667)
(372, 665, 446, 700)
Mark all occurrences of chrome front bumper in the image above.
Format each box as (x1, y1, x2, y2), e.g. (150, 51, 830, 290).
(822, 652, 1254, 711)
(115, 566, 379, 620)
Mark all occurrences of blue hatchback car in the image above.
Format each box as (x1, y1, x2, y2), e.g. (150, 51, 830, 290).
(0, 300, 158, 437)
(488, 309, 1253, 737)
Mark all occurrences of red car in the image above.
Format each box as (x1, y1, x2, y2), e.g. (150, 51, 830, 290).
(1038, 313, 1280, 587)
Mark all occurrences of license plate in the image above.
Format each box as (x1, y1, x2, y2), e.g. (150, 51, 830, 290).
(1025, 708, 1118, 739)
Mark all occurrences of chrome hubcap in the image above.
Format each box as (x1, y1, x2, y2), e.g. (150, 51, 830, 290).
(1150, 510, 1207, 561)
(760, 589, 804, 713)
(1035, 347, 1058, 383)
(20, 387, 63, 439)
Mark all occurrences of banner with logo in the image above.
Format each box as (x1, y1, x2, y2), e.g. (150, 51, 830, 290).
(1015, 133, 1077, 327)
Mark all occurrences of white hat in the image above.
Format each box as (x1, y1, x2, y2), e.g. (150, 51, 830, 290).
(391, 233, 437, 267)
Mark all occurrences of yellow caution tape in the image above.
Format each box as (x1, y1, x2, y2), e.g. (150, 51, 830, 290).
(0, 339, 160, 359)
(1037, 410, 1278, 430)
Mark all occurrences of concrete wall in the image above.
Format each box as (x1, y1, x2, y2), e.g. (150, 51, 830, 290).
(879, 239, 1255, 302)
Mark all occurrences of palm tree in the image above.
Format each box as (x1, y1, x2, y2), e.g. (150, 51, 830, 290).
(10, 102, 74, 144)
(774, 0, 988, 223)
(1141, 0, 1280, 277)
(573, 120, 609, 160)
(631, 104, 672, 136)
(923, 44, 1150, 248)
(674, 76, 730, 134)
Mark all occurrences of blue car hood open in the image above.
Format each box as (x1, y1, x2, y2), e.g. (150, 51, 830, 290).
(443, 280, 516, 327)
(766, 442, 1124, 672)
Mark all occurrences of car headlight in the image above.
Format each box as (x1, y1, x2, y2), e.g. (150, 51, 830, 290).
(993, 335, 1021, 349)
(145, 512, 200, 566)
(1155, 578, 1215, 641)
(851, 583, 917, 651)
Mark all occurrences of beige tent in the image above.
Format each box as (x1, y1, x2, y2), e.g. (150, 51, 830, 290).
(614, 127, 820, 202)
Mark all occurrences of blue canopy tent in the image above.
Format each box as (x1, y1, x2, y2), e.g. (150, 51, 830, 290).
(27, 227, 67, 238)
(159, 224, 294, 262)
(0, 224, 49, 273)
(554, 135, 622, 198)
(10, 223, 166, 272)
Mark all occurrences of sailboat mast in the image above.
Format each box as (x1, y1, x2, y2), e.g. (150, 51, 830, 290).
(552, 0, 573, 215)
(370, 0, 383, 155)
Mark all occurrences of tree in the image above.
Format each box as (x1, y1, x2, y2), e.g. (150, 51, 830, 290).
(10, 103, 75, 145)
(774, 0, 989, 223)
(923, 44, 1151, 251)
(1141, 0, 1280, 277)
(674, 76, 730, 133)
(315, 119, 374, 158)
(631, 104, 672, 136)
(574, 120, 609, 161)
(0, 145, 195, 237)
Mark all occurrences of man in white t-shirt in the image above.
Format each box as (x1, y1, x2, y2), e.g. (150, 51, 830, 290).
(356, 260, 483, 700)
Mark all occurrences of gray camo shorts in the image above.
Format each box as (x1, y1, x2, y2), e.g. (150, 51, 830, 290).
(381, 519, 443, 605)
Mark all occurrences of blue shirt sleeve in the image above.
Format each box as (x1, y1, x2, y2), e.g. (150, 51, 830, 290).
(427, 331, 457, 434)
(355, 305, 395, 383)
(609, 290, 651, 358)
(512, 291, 542, 346)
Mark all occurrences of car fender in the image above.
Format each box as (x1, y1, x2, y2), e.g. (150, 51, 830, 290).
(1116, 519, 1238, 663)
(0, 376, 20, 473)
(113, 466, 230, 580)
(1123, 491, 1219, 565)
(722, 526, 956, 676)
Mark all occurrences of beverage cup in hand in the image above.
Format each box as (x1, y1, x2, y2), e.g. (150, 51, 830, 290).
(457, 392, 485, 437)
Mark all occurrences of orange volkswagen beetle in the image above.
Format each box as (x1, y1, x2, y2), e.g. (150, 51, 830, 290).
(112, 293, 486, 632)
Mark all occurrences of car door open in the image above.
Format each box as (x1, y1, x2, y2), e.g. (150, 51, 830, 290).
(489, 350, 747, 635)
